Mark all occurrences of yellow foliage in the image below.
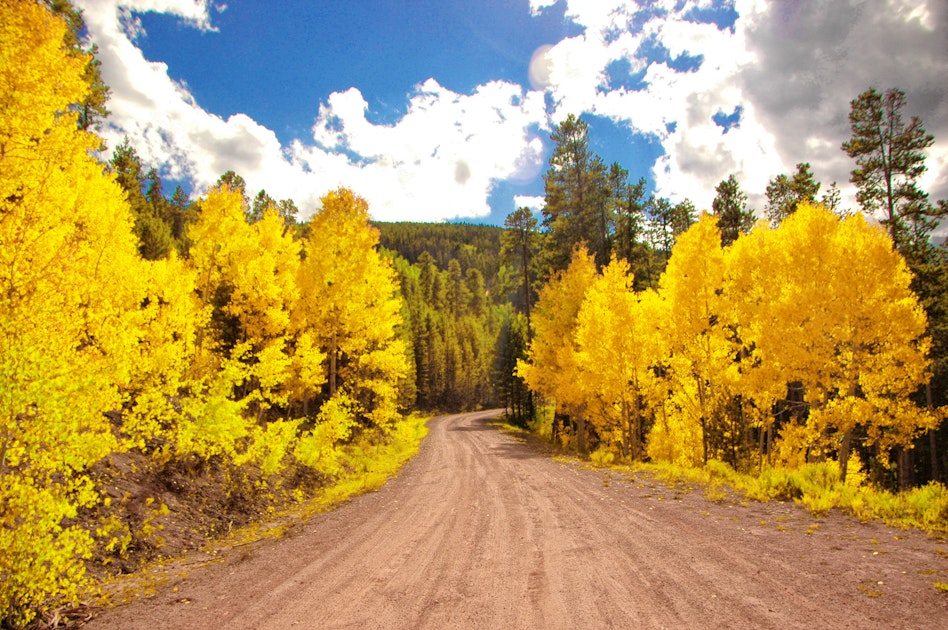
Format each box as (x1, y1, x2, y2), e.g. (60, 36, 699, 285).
(771, 422, 822, 469)
(526, 202, 933, 481)
(0, 2, 153, 622)
(654, 213, 735, 463)
(295, 394, 358, 476)
(295, 188, 408, 426)
(727, 203, 933, 468)
(646, 400, 705, 467)
(284, 330, 327, 404)
(518, 246, 598, 415)
(0, 6, 419, 623)
(189, 184, 254, 312)
(188, 187, 311, 417)
(233, 209, 300, 342)
(97, 514, 133, 560)
(175, 358, 251, 460)
(239, 419, 303, 478)
(575, 257, 666, 459)
(124, 255, 208, 452)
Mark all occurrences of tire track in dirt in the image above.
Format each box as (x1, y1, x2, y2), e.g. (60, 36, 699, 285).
(89, 410, 948, 629)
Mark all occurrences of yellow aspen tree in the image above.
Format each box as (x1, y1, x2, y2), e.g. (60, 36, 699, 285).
(231, 208, 300, 343)
(189, 186, 301, 408)
(728, 203, 933, 478)
(724, 215, 807, 467)
(284, 330, 327, 416)
(517, 246, 598, 451)
(575, 258, 667, 459)
(228, 207, 301, 413)
(294, 188, 408, 430)
(123, 254, 208, 456)
(185, 186, 308, 467)
(808, 207, 932, 477)
(180, 185, 257, 457)
(294, 393, 358, 476)
(188, 183, 255, 358)
(655, 214, 736, 466)
(722, 219, 796, 467)
(0, 1, 145, 620)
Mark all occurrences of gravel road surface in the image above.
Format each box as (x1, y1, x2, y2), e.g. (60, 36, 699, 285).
(89, 410, 948, 628)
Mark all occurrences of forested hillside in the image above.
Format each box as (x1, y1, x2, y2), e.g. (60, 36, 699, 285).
(2, 1, 948, 626)
(376, 222, 504, 284)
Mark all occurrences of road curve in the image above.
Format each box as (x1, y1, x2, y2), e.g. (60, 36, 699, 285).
(90, 410, 948, 628)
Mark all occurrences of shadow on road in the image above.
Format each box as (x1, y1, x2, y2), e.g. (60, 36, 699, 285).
(489, 443, 541, 460)
(447, 424, 493, 432)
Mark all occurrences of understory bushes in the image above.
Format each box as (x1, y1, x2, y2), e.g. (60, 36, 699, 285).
(622, 457, 948, 534)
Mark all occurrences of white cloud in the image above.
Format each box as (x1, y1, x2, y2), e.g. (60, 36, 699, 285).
(738, 0, 948, 213)
(294, 80, 548, 221)
(76, 0, 550, 222)
(77, 0, 947, 225)
(534, 0, 947, 214)
(514, 195, 546, 213)
(528, 0, 561, 17)
(110, 0, 216, 30)
(532, 0, 777, 210)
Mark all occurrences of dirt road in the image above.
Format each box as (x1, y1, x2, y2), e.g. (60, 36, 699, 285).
(90, 410, 948, 628)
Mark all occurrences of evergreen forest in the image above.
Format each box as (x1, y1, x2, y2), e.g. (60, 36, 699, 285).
(2, 1, 948, 625)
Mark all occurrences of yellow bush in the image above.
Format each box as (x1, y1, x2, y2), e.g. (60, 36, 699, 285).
(590, 448, 616, 467)
(295, 394, 358, 476)
(239, 419, 303, 478)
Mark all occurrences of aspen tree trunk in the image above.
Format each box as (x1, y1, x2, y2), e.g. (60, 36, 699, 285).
(758, 420, 765, 471)
(931, 429, 941, 483)
(839, 429, 853, 483)
(576, 404, 588, 454)
(733, 400, 744, 468)
(697, 378, 708, 465)
(839, 381, 859, 482)
(757, 414, 773, 470)
(522, 244, 532, 341)
(928, 382, 940, 482)
(899, 448, 912, 491)
(632, 395, 642, 462)
(329, 328, 337, 396)
(0, 425, 8, 478)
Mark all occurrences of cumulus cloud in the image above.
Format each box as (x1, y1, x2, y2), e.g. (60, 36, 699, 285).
(519, 0, 782, 209)
(528, 0, 561, 17)
(77, 1, 285, 188)
(76, 0, 549, 221)
(533, 0, 946, 213)
(739, 0, 948, 212)
(514, 195, 546, 213)
(77, 0, 947, 224)
(292, 80, 547, 221)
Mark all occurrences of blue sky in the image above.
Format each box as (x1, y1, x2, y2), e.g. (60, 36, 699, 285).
(76, 0, 948, 225)
(135, 2, 577, 136)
